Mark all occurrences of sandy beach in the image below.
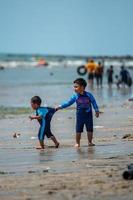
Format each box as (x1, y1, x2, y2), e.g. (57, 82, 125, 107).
(1, 0, 133, 198)
(0, 98, 133, 200)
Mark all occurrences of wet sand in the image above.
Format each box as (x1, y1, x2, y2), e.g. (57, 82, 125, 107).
(0, 99, 133, 200)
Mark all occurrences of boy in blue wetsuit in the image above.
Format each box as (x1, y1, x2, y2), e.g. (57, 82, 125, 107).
(29, 96, 59, 150)
(56, 78, 99, 147)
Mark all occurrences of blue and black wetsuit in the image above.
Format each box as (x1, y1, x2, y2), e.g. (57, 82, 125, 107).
(36, 107, 56, 140)
(60, 91, 99, 133)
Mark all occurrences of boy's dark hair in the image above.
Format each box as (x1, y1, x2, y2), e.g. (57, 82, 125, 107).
(31, 96, 42, 105)
(73, 78, 87, 88)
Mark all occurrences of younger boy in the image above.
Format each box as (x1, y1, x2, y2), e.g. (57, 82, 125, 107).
(56, 78, 99, 147)
(29, 96, 59, 149)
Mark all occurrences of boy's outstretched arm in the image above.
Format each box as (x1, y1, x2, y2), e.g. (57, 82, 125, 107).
(56, 95, 76, 110)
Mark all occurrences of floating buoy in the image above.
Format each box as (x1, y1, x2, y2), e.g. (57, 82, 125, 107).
(77, 65, 87, 76)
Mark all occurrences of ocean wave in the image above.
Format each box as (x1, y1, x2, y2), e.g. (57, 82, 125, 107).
(0, 54, 133, 69)
(0, 60, 86, 69)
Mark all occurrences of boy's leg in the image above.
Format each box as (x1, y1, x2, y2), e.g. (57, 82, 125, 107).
(45, 127, 60, 148)
(36, 140, 45, 149)
(37, 119, 45, 149)
(87, 132, 95, 146)
(50, 135, 60, 148)
(76, 115, 83, 147)
(86, 112, 95, 146)
(75, 133, 81, 147)
(44, 110, 59, 148)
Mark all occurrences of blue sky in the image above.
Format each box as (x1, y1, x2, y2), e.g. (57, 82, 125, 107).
(0, 0, 133, 55)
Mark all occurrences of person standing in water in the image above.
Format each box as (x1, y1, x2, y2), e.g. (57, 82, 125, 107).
(120, 66, 130, 87)
(107, 65, 114, 87)
(85, 59, 97, 87)
(95, 62, 104, 87)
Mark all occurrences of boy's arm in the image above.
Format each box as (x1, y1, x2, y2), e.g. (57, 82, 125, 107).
(56, 95, 76, 110)
(89, 93, 99, 117)
(29, 109, 48, 120)
(29, 115, 42, 120)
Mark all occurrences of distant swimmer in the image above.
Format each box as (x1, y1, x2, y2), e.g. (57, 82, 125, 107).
(85, 59, 97, 87)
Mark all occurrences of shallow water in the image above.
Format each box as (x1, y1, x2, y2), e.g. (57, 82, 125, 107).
(0, 140, 132, 175)
(0, 66, 132, 108)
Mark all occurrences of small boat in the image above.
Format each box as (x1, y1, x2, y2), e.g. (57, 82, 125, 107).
(38, 59, 48, 66)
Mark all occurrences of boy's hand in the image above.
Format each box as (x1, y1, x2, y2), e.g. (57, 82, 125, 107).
(95, 112, 99, 118)
(29, 116, 34, 120)
(55, 106, 61, 111)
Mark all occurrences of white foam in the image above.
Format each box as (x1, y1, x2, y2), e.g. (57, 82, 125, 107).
(94, 126, 104, 129)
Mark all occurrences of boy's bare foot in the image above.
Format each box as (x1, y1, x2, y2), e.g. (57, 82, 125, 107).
(88, 143, 95, 147)
(74, 143, 80, 148)
(36, 146, 45, 150)
(55, 143, 60, 148)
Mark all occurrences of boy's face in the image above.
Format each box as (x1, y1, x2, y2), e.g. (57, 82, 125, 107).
(74, 83, 84, 94)
(31, 102, 39, 110)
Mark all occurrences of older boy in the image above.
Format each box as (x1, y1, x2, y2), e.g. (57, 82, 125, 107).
(56, 78, 99, 147)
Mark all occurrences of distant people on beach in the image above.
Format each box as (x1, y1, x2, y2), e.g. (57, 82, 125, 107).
(85, 59, 97, 87)
(107, 65, 114, 87)
(77, 59, 104, 88)
(77, 60, 132, 89)
(115, 66, 132, 88)
(95, 62, 104, 87)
